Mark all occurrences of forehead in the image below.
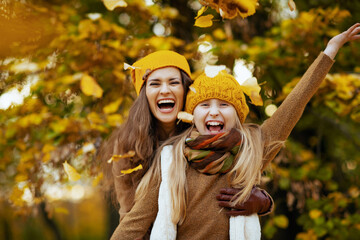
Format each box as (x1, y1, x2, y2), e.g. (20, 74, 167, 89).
(199, 98, 231, 105)
(147, 67, 181, 80)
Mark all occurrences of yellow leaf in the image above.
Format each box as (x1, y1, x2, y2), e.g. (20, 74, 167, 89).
(42, 144, 55, 153)
(213, 28, 226, 40)
(195, 6, 207, 19)
(309, 209, 322, 219)
(80, 74, 103, 98)
(54, 207, 69, 215)
(10, 187, 25, 207)
(296, 230, 317, 240)
(15, 174, 28, 182)
(107, 114, 123, 127)
(274, 215, 289, 228)
(103, 0, 127, 11)
(194, 14, 214, 28)
(120, 164, 143, 176)
(107, 150, 136, 163)
(240, 77, 263, 106)
(50, 118, 69, 133)
(92, 172, 103, 187)
(103, 98, 123, 114)
(177, 111, 194, 123)
(63, 161, 81, 181)
(288, 0, 296, 11)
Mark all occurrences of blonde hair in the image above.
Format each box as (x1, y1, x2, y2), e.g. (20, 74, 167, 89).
(135, 110, 269, 225)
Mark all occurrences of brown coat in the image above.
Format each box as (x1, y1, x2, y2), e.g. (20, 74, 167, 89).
(111, 52, 334, 239)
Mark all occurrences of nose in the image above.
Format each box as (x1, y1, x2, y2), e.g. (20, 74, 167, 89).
(209, 105, 219, 117)
(160, 82, 170, 95)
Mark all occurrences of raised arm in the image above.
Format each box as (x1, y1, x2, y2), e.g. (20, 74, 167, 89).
(261, 23, 360, 170)
(110, 178, 160, 240)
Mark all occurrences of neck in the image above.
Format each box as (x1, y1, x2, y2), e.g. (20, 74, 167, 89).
(157, 121, 176, 141)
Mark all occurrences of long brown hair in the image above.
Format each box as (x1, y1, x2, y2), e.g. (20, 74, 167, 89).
(99, 70, 192, 204)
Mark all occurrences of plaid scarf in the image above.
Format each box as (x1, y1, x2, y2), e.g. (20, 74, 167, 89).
(184, 128, 242, 174)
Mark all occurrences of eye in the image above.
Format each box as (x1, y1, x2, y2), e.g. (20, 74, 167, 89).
(200, 102, 209, 107)
(170, 79, 181, 85)
(148, 81, 160, 86)
(220, 102, 229, 107)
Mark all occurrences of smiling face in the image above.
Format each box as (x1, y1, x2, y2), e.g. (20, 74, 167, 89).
(145, 67, 184, 130)
(193, 99, 237, 135)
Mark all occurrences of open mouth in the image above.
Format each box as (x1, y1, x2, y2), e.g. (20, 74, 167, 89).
(157, 99, 175, 111)
(206, 121, 224, 132)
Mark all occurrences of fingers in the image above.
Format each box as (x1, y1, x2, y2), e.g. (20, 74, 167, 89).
(219, 187, 241, 195)
(218, 200, 235, 208)
(216, 194, 234, 201)
(349, 23, 360, 33)
(351, 35, 360, 41)
(225, 210, 251, 217)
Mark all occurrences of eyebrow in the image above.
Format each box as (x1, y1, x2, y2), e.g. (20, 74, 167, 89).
(147, 77, 180, 82)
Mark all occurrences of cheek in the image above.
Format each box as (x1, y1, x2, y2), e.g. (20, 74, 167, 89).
(225, 110, 237, 128)
(175, 87, 184, 104)
(145, 90, 156, 110)
(193, 108, 205, 129)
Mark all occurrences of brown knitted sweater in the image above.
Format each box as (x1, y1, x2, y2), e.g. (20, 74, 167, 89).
(111, 52, 334, 240)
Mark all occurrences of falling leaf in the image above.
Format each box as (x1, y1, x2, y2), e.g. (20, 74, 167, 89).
(239, 77, 263, 106)
(189, 86, 197, 93)
(108, 150, 136, 163)
(80, 74, 103, 98)
(103, 98, 123, 114)
(195, 6, 207, 19)
(288, 0, 296, 11)
(87, 13, 102, 20)
(124, 62, 133, 70)
(204, 65, 226, 78)
(119, 164, 143, 176)
(63, 161, 81, 181)
(92, 172, 103, 187)
(194, 14, 214, 28)
(177, 111, 194, 123)
(103, 0, 127, 11)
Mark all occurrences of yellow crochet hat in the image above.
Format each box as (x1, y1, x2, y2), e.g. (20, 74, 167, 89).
(185, 70, 249, 123)
(131, 50, 191, 95)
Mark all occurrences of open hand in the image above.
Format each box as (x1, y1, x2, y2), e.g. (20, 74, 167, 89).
(324, 23, 360, 59)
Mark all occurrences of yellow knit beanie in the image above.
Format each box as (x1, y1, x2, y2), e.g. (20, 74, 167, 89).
(185, 70, 249, 123)
(131, 50, 191, 95)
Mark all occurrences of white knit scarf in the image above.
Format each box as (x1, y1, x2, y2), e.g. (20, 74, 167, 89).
(150, 145, 261, 240)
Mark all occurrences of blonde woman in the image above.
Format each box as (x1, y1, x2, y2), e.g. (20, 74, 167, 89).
(111, 23, 360, 239)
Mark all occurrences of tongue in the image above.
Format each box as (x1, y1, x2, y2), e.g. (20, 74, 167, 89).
(159, 103, 174, 110)
(209, 126, 221, 132)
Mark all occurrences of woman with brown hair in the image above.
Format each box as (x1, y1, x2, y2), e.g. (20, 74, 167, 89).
(99, 50, 273, 228)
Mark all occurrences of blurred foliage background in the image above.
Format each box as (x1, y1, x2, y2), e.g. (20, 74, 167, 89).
(0, 0, 359, 239)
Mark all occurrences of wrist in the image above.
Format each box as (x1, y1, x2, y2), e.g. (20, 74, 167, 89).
(324, 43, 341, 60)
(258, 189, 274, 216)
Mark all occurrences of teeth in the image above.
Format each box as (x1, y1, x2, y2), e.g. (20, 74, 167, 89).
(207, 122, 223, 126)
(158, 99, 175, 104)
